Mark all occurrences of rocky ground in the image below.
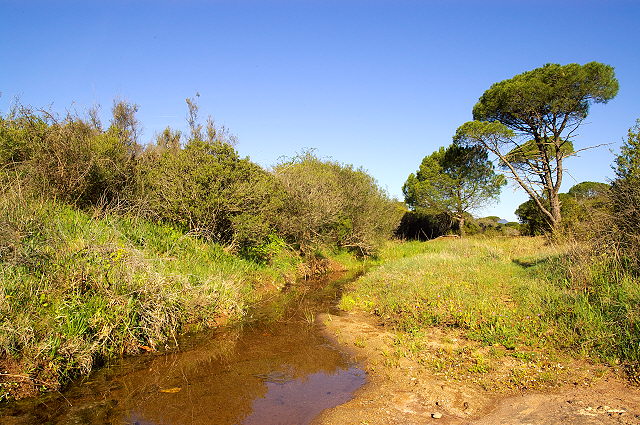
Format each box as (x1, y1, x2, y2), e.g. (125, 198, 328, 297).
(314, 311, 640, 425)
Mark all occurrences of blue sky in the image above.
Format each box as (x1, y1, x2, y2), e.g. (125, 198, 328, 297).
(2, 0, 639, 220)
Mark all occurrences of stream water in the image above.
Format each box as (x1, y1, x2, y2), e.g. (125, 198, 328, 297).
(1, 272, 366, 425)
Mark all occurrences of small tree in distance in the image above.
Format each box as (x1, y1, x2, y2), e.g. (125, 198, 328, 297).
(403, 144, 506, 236)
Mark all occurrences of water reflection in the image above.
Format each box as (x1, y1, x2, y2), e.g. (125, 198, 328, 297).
(243, 367, 365, 425)
(0, 272, 366, 425)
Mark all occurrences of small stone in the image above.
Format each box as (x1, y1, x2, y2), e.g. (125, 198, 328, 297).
(432, 412, 443, 419)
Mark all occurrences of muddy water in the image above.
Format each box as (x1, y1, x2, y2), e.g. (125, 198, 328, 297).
(1, 272, 365, 425)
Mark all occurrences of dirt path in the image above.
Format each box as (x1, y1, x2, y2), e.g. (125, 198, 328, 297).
(314, 311, 640, 425)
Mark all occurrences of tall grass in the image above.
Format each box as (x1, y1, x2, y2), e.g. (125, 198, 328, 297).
(0, 191, 300, 398)
(557, 248, 640, 372)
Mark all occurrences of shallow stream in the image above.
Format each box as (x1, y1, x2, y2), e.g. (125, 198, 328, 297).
(1, 272, 365, 424)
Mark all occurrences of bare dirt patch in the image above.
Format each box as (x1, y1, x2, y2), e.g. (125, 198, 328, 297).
(0, 358, 52, 401)
(314, 311, 640, 425)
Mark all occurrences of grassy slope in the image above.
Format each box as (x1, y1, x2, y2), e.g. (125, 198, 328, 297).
(0, 195, 301, 398)
(340, 237, 640, 388)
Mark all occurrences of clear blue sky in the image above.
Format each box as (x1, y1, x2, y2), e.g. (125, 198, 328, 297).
(2, 0, 639, 220)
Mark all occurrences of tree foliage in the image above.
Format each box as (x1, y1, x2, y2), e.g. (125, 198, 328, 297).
(567, 181, 610, 200)
(403, 143, 505, 235)
(455, 62, 618, 232)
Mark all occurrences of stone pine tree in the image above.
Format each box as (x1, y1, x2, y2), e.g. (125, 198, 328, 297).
(403, 144, 506, 236)
(454, 62, 618, 232)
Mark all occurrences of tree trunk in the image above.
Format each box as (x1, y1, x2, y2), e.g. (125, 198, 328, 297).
(457, 216, 466, 237)
(549, 192, 562, 232)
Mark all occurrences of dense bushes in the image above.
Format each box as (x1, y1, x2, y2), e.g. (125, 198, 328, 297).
(274, 152, 403, 256)
(0, 101, 401, 258)
(607, 120, 640, 273)
(0, 105, 136, 207)
(138, 139, 286, 251)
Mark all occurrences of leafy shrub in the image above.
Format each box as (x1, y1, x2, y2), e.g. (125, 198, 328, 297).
(274, 152, 402, 256)
(603, 119, 640, 274)
(137, 139, 286, 252)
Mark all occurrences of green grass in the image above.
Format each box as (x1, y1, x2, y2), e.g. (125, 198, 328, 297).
(339, 236, 640, 384)
(0, 194, 304, 399)
(341, 237, 555, 347)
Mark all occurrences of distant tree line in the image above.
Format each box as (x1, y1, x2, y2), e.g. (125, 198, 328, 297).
(0, 98, 402, 259)
(395, 211, 519, 240)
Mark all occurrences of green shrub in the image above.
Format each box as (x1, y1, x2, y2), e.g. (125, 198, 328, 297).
(607, 119, 640, 274)
(274, 152, 402, 256)
(137, 139, 286, 251)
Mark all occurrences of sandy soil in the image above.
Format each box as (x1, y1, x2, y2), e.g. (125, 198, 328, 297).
(314, 311, 640, 425)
